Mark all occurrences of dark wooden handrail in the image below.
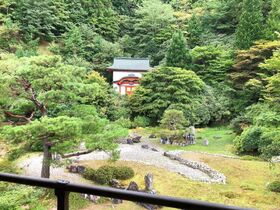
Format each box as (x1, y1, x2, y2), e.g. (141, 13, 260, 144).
(0, 173, 254, 210)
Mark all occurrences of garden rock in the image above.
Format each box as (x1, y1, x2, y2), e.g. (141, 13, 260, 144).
(127, 181, 139, 191)
(163, 152, 226, 184)
(112, 198, 123, 204)
(127, 138, 134, 145)
(83, 194, 100, 203)
(203, 139, 209, 146)
(132, 135, 142, 143)
(145, 173, 153, 191)
(160, 137, 170, 144)
(142, 144, 150, 149)
(151, 148, 158, 152)
(149, 134, 156, 138)
(77, 165, 86, 174)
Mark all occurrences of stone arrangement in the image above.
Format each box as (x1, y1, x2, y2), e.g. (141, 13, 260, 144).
(164, 152, 226, 184)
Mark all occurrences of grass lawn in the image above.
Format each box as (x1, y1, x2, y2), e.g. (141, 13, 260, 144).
(78, 157, 280, 210)
(134, 126, 236, 155)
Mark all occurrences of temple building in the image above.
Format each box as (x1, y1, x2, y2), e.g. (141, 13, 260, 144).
(108, 58, 151, 95)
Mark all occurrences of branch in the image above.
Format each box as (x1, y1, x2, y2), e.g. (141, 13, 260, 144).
(62, 150, 94, 158)
(4, 110, 35, 123)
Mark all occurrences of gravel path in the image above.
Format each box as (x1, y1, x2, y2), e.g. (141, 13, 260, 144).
(18, 138, 223, 183)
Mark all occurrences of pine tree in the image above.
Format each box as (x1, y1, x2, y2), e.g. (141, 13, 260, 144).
(265, 0, 280, 40)
(235, 0, 264, 49)
(165, 30, 191, 68)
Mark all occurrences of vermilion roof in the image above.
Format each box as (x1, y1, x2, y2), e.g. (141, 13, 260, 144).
(108, 57, 151, 71)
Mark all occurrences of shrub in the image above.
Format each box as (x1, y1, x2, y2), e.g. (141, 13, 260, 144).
(234, 126, 262, 154)
(83, 168, 96, 180)
(115, 117, 132, 129)
(230, 115, 252, 134)
(93, 166, 116, 185)
(0, 159, 17, 173)
(133, 116, 150, 128)
(160, 109, 187, 130)
(83, 165, 135, 185)
(267, 181, 280, 193)
(114, 166, 134, 180)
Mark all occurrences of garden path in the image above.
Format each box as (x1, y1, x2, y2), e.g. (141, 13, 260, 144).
(18, 137, 224, 183)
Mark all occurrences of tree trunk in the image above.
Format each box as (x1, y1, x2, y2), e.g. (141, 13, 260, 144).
(41, 139, 52, 178)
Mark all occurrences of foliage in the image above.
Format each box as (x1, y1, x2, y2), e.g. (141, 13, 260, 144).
(235, 0, 264, 49)
(0, 186, 45, 210)
(133, 116, 151, 128)
(190, 45, 233, 86)
(130, 67, 202, 124)
(186, 15, 204, 48)
(165, 30, 191, 68)
(115, 117, 132, 129)
(133, 0, 175, 66)
(0, 159, 17, 173)
(267, 181, 280, 193)
(230, 40, 280, 113)
(114, 166, 135, 180)
(84, 165, 134, 185)
(265, 0, 280, 40)
(160, 109, 187, 130)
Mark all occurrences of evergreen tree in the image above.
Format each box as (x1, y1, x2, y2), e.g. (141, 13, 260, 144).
(235, 0, 264, 49)
(187, 15, 204, 48)
(165, 30, 191, 68)
(265, 0, 280, 40)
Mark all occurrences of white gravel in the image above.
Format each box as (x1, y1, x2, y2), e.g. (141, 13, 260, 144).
(17, 139, 224, 183)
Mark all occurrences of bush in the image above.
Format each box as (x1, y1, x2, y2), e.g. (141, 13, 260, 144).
(133, 116, 150, 128)
(160, 109, 187, 130)
(84, 165, 135, 185)
(0, 159, 18, 173)
(115, 117, 132, 129)
(234, 126, 262, 154)
(114, 166, 134, 180)
(83, 168, 96, 180)
(231, 115, 252, 134)
(93, 165, 116, 185)
(267, 181, 280, 193)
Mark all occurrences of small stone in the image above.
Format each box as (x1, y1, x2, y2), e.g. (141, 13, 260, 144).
(141, 144, 149, 149)
(112, 198, 123, 204)
(127, 138, 134, 145)
(203, 139, 209, 146)
(151, 148, 158, 152)
(149, 134, 156, 138)
(77, 165, 86, 174)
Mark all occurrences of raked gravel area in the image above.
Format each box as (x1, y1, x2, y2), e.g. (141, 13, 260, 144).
(18, 138, 224, 183)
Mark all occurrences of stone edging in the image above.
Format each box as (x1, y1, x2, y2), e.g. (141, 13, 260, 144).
(163, 152, 226, 184)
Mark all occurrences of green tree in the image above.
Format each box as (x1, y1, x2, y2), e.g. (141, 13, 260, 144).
(165, 30, 191, 68)
(190, 45, 233, 86)
(160, 109, 187, 130)
(129, 66, 224, 125)
(235, 0, 264, 49)
(133, 0, 175, 65)
(265, 0, 280, 40)
(186, 15, 204, 48)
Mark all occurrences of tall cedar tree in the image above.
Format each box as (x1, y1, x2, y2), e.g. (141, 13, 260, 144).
(265, 0, 280, 40)
(235, 0, 264, 49)
(166, 30, 191, 68)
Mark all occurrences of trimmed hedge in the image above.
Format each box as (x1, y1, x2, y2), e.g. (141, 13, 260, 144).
(83, 165, 135, 185)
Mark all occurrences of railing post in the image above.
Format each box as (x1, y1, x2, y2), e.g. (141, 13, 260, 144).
(55, 188, 69, 210)
(55, 180, 70, 210)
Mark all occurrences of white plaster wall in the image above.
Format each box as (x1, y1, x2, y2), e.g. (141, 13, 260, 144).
(120, 85, 126, 95)
(113, 71, 143, 82)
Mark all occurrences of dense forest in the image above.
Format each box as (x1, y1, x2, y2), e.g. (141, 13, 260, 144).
(0, 0, 280, 209)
